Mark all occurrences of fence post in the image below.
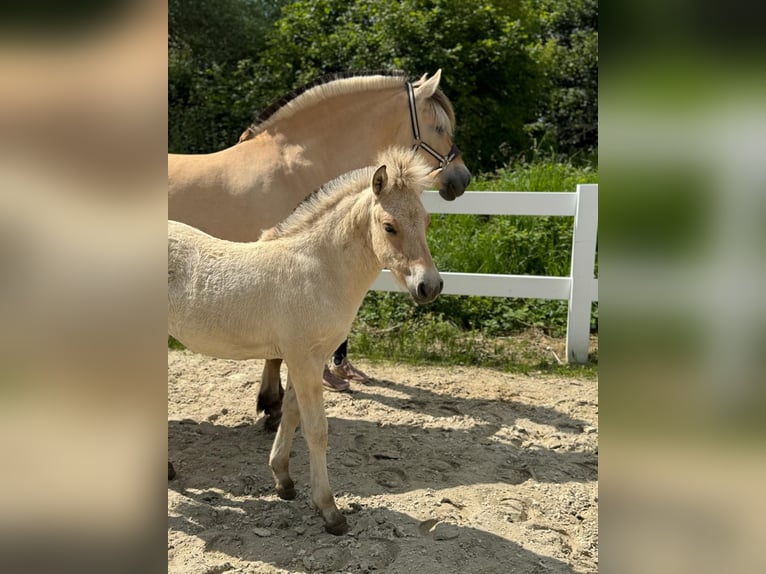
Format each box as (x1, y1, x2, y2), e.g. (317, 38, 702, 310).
(566, 184, 598, 363)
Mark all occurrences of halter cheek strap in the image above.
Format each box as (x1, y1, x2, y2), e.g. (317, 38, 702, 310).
(406, 82, 460, 168)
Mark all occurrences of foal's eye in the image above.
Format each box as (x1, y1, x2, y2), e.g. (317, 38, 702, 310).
(383, 223, 396, 235)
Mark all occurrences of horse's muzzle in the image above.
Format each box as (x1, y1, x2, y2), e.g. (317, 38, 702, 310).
(438, 164, 472, 201)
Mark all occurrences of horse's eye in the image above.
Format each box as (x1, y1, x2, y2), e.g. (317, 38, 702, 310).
(383, 223, 396, 235)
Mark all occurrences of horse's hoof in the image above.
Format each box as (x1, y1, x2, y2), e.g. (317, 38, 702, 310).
(264, 414, 282, 432)
(168, 461, 176, 480)
(324, 515, 349, 536)
(276, 483, 296, 500)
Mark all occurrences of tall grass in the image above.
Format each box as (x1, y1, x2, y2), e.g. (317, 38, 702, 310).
(351, 159, 599, 370)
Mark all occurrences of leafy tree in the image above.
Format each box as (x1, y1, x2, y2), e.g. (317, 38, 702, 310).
(262, 0, 544, 172)
(524, 0, 598, 159)
(168, 0, 289, 152)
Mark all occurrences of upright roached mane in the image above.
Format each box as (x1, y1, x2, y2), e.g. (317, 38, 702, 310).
(239, 71, 455, 142)
(168, 146, 442, 534)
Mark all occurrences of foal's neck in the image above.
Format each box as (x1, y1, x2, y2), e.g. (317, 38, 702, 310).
(296, 193, 381, 300)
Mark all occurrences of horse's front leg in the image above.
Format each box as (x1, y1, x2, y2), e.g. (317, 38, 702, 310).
(257, 358, 285, 431)
(287, 358, 348, 535)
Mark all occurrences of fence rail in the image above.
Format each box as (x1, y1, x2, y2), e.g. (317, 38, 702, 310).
(370, 184, 599, 364)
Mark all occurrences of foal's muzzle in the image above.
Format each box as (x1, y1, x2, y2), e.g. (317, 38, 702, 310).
(409, 273, 443, 305)
(416, 277, 444, 303)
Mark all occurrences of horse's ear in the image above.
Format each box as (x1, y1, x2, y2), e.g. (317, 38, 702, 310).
(414, 69, 442, 99)
(372, 165, 388, 196)
(238, 127, 255, 143)
(412, 72, 428, 87)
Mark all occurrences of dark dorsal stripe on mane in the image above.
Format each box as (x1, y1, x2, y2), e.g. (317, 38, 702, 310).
(240, 70, 455, 140)
(252, 70, 408, 130)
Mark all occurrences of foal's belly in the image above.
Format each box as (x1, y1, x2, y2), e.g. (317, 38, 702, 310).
(169, 326, 281, 361)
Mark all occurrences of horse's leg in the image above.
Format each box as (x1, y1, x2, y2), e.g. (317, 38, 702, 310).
(288, 360, 348, 535)
(268, 379, 299, 500)
(257, 358, 285, 431)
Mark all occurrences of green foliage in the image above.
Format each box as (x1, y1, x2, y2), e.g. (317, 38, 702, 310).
(349, 315, 598, 375)
(168, 336, 185, 350)
(168, 0, 290, 152)
(168, 0, 598, 171)
(523, 0, 598, 159)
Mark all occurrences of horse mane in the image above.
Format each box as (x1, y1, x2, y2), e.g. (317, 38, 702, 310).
(259, 147, 432, 242)
(240, 70, 455, 141)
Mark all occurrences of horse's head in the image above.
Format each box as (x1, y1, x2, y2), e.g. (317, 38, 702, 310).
(409, 70, 472, 201)
(369, 148, 443, 304)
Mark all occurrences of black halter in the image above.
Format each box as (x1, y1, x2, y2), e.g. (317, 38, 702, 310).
(406, 82, 460, 168)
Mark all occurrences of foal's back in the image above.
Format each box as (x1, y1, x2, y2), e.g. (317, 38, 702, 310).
(169, 221, 276, 359)
(168, 220, 337, 361)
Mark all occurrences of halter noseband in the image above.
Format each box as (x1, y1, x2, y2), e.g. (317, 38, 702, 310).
(406, 82, 459, 168)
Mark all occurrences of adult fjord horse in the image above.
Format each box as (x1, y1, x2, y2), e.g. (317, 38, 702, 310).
(168, 70, 470, 422)
(169, 147, 442, 533)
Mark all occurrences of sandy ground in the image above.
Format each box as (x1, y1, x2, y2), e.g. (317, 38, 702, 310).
(168, 350, 598, 574)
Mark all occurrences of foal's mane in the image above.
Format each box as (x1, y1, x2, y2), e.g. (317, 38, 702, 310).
(258, 167, 373, 242)
(259, 147, 432, 242)
(241, 70, 455, 139)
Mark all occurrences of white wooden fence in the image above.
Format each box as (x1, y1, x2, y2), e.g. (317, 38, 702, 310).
(370, 184, 599, 364)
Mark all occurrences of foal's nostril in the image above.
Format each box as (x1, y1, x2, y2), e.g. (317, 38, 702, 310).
(417, 282, 428, 300)
(438, 278, 444, 294)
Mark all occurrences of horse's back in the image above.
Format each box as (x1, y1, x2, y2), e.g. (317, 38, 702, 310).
(167, 141, 306, 242)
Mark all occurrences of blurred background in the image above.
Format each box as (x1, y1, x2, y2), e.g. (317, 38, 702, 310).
(0, 1, 764, 573)
(0, 1, 167, 572)
(600, 1, 766, 573)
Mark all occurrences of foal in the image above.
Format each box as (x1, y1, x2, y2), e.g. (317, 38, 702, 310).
(168, 147, 442, 534)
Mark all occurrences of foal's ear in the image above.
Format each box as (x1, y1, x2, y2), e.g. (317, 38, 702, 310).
(414, 69, 442, 99)
(372, 165, 388, 196)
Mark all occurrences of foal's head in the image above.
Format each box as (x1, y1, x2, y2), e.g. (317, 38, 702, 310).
(369, 148, 443, 304)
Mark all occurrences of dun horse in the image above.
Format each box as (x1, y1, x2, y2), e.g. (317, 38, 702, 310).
(168, 71, 470, 421)
(168, 147, 442, 534)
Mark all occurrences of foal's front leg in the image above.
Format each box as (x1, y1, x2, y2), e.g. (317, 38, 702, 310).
(282, 358, 347, 535)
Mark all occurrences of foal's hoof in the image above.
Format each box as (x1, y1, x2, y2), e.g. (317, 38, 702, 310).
(276, 482, 296, 500)
(324, 515, 349, 536)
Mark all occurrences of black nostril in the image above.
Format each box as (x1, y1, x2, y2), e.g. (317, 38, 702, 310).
(417, 282, 427, 300)
(438, 278, 444, 294)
